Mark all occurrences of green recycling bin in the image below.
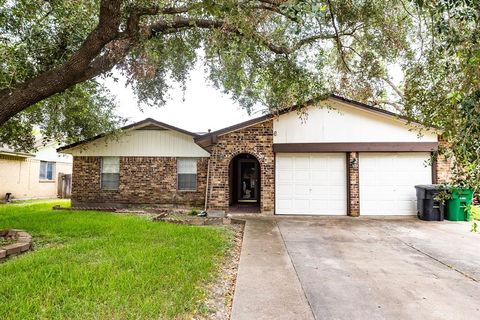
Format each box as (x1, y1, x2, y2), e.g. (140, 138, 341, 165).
(445, 188, 474, 221)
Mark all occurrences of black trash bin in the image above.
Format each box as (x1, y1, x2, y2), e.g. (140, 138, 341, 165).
(415, 185, 446, 221)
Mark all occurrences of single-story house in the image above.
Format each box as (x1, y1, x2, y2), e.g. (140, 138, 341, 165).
(58, 95, 451, 216)
(1, 141, 72, 201)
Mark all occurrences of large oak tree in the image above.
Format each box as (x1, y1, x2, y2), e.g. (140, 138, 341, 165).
(0, 0, 413, 150)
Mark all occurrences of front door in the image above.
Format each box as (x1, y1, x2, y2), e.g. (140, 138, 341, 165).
(237, 159, 259, 203)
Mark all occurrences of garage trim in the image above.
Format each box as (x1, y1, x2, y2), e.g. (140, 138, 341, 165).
(273, 142, 438, 153)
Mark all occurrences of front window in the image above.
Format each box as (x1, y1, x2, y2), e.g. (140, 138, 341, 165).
(39, 161, 55, 181)
(177, 158, 197, 191)
(101, 157, 120, 190)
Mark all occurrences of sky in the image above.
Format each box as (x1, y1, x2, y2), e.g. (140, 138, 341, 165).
(102, 65, 262, 134)
(102, 60, 404, 134)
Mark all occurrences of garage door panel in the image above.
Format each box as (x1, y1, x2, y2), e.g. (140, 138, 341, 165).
(309, 157, 328, 168)
(276, 153, 347, 215)
(294, 199, 310, 210)
(396, 186, 416, 195)
(328, 201, 348, 211)
(294, 185, 310, 195)
(276, 170, 293, 182)
(397, 200, 416, 212)
(328, 171, 346, 183)
(276, 183, 293, 196)
(360, 152, 432, 215)
(294, 157, 310, 168)
(276, 156, 293, 169)
(311, 200, 330, 211)
(361, 186, 394, 199)
(327, 186, 347, 197)
(294, 170, 310, 181)
(328, 160, 347, 171)
(310, 185, 334, 195)
(365, 175, 393, 186)
(277, 199, 293, 210)
(365, 200, 395, 214)
(310, 171, 329, 182)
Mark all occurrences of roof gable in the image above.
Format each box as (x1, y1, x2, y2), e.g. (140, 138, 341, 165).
(274, 99, 438, 144)
(194, 95, 434, 150)
(58, 118, 198, 152)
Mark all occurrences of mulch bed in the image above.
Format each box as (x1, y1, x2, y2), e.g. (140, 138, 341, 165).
(53, 205, 240, 226)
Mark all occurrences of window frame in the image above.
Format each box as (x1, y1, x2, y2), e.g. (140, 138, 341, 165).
(100, 157, 120, 191)
(39, 161, 56, 181)
(177, 158, 198, 192)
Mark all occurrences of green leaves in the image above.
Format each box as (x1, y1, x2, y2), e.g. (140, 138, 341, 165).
(403, 0, 480, 194)
(0, 0, 98, 88)
(0, 0, 425, 150)
(0, 80, 124, 152)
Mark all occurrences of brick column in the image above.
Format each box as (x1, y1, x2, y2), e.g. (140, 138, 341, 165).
(435, 136, 453, 184)
(347, 152, 360, 217)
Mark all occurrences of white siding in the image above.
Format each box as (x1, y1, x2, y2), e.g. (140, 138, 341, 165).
(66, 129, 210, 157)
(35, 144, 72, 163)
(273, 99, 438, 144)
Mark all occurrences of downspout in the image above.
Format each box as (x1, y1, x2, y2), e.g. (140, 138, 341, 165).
(203, 157, 211, 213)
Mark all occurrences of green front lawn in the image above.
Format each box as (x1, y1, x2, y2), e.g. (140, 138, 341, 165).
(0, 201, 231, 319)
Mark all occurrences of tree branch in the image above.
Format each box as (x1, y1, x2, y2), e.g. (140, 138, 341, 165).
(380, 76, 404, 98)
(0, 0, 123, 125)
(372, 99, 404, 112)
(149, 16, 353, 55)
(0, 0, 365, 126)
(326, 0, 351, 71)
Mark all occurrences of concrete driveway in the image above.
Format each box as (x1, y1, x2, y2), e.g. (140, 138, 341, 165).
(231, 216, 480, 320)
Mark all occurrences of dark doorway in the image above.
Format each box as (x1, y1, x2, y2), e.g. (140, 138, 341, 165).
(229, 153, 260, 212)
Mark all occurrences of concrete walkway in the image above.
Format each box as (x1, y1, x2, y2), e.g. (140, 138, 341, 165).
(231, 218, 314, 320)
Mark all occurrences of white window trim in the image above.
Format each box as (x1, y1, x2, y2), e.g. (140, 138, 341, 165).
(100, 157, 120, 191)
(177, 158, 198, 192)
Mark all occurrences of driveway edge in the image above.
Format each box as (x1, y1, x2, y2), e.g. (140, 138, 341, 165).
(231, 218, 315, 320)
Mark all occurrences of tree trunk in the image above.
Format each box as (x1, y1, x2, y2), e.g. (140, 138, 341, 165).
(0, 0, 122, 126)
(0, 70, 85, 124)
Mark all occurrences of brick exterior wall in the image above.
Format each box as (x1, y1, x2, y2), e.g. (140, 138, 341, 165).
(207, 121, 274, 214)
(347, 152, 360, 217)
(72, 156, 208, 207)
(70, 127, 451, 215)
(435, 137, 453, 184)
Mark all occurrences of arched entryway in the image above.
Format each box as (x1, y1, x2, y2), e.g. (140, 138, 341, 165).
(229, 153, 261, 213)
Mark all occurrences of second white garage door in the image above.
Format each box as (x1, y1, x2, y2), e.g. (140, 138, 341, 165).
(275, 153, 347, 215)
(359, 152, 432, 215)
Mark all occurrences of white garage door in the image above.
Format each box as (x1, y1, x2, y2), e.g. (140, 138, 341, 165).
(359, 152, 432, 215)
(275, 153, 347, 215)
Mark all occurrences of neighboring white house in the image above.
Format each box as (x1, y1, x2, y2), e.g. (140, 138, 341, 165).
(0, 141, 72, 201)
